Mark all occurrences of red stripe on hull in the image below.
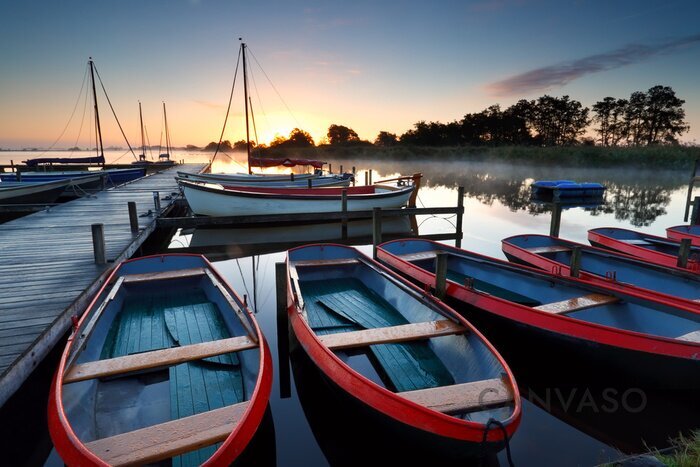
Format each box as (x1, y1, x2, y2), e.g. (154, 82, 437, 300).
(221, 185, 376, 195)
(667, 226, 700, 247)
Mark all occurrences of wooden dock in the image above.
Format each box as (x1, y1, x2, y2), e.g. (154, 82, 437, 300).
(0, 163, 206, 406)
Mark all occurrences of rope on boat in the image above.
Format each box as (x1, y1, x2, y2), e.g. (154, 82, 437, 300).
(93, 64, 138, 160)
(480, 418, 515, 467)
(213, 45, 243, 164)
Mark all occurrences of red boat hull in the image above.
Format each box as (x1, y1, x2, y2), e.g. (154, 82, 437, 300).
(47, 254, 273, 466)
(285, 248, 521, 450)
(667, 225, 700, 246)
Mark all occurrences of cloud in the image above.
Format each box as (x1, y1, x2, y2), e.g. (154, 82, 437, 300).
(486, 33, 700, 96)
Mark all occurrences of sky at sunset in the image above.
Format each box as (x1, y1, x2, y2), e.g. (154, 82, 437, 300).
(1, 0, 699, 149)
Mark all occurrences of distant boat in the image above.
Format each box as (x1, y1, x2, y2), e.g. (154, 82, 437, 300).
(287, 244, 521, 454)
(0, 178, 73, 204)
(378, 238, 700, 388)
(502, 233, 700, 310)
(0, 172, 105, 200)
(0, 167, 146, 186)
(667, 224, 700, 246)
(178, 179, 415, 216)
(177, 170, 351, 188)
(531, 180, 605, 201)
(589, 227, 700, 272)
(131, 101, 153, 166)
(156, 102, 176, 166)
(48, 254, 272, 466)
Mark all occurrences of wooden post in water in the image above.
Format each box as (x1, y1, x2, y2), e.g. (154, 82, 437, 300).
(128, 202, 139, 233)
(340, 165, 343, 174)
(435, 251, 448, 300)
(677, 238, 692, 268)
(275, 262, 291, 399)
(455, 186, 465, 248)
(352, 166, 356, 186)
(152, 191, 161, 214)
(683, 159, 699, 222)
(373, 207, 382, 259)
(570, 246, 582, 278)
(364, 170, 369, 186)
(691, 196, 700, 225)
(550, 202, 563, 237)
(369, 169, 373, 185)
(307, 179, 312, 188)
(329, 163, 332, 174)
(290, 172, 295, 182)
(341, 189, 348, 239)
(91, 223, 106, 265)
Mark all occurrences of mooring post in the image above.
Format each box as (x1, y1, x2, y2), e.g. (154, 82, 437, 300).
(275, 262, 291, 399)
(352, 166, 356, 186)
(364, 170, 369, 186)
(341, 189, 348, 239)
(677, 238, 692, 268)
(570, 246, 582, 278)
(329, 163, 332, 174)
(550, 202, 563, 237)
(128, 201, 139, 233)
(16, 167, 21, 182)
(455, 186, 465, 248)
(307, 179, 312, 188)
(152, 191, 161, 214)
(290, 172, 295, 182)
(91, 223, 106, 265)
(373, 207, 382, 259)
(369, 169, 373, 185)
(340, 165, 343, 174)
(435, 251, 448, 300)
(691, 196, 700, 225)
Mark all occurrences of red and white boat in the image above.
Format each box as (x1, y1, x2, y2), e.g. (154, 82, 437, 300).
(286, 244, 521, 456)
(667, 224, 700, 246)
(48, 254, 272, 466)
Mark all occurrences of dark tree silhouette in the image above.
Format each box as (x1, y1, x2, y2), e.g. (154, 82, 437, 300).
(527, 95, 589, 146)
(203, 140, 233, 151)
(270, 128, 315, 148)
(374, 131, 398, 146)
(327, 124, 360, 145)
(643, 85, 689, 145)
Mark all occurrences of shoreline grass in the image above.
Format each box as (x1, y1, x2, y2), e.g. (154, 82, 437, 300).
(653, 430, 700, 467)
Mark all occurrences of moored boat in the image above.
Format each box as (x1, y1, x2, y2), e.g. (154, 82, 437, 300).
(0, 178, 73, 204)
(589, 227, 700, 272)
(177, 171, 351, 188)
(502, 233, 700, 310)
(377, 239, 700, 389)
(0, 167, 146, 186)
(531, 180, 605, 201)
(667, 224, 700, 246)
(48, 254, 272, 466)
(179, 179, 416, 216)
(286, 244, 521, 455)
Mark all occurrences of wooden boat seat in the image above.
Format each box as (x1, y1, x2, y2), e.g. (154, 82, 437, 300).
(525, 245, 571, 255)
(122, 267, 206, 284)
(292, 258, 360, 267)
(394, 250, 442, 262)
(534, 293, 619, 315)
(318, 319, 466, 350)
(85, 401, 249, 466)
(620, 239, 652, 246)
(64, 335, 257, 383)
(677, 330, 700, 343)
(400, 377, 513, 414)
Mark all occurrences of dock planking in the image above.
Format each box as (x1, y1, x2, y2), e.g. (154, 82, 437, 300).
(0, 163, 206, 407)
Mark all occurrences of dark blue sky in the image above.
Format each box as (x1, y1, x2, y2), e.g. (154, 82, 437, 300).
(2, 0, 699, 146)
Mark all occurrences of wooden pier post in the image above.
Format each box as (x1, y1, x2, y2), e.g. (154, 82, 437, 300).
(691, 196, 700, 225)
(340, 165, 343, 174)
(683, 159, 699, 222)
(307, 179, 312, 188)
(435, 251, 448, 300)
(152, 191, 161, 214)
(677, 238, 692, 268)
(550, 202, 563, 237)
(369, 169, 373, 185)
(364, 170, 369, 186)
(329, 163, 332, 174)
(275, 262, 291, 399)
(570, 246, 582, 278)
(455, 186, 465, 248)
(290, 172, 295, 182)
(352, 166, 356, 186)
(373, 207, 382, 259)
(128, 202, 139, 233)
(341, 189, 348, 239)
(91, 223, 106, 265)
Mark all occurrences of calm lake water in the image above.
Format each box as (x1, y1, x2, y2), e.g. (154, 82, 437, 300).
(2, 150, 697, 466)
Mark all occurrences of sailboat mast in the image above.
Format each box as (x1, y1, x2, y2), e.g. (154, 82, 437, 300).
(241, 41, 252, 174)
(163, 102, 171, 155)
(89, 58, 105, 164)
(139, 101, 146, 159)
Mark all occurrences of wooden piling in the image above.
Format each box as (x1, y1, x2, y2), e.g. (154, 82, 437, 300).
(307, 179, 312, 188)
(435, 251, 448, 300)
(455, 186, 464, 248)
(369, 169, 373, 185)
(128, 202, 139, 232)
(340, 165, 343, 174)
(691, 196, 700, 225)
(570, 246, 582, 278)
(364, 170, 369, 186)
(290, 172, 295, 182)
(373, 207, 382, 259)
(550, 202, 563, 237)
(91, 223, 106, 265)
(275, 262, 291, 399)
(329, 163, 332, 174)
(352, 166, 356, 187)
(677, 238, 692, 268)
(683, 159, 699, 222)
(153, 191, 161, 214)
(341, 189, 348, 239)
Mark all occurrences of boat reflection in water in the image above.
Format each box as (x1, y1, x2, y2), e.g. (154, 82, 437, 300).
(170, 216, 417, 259)
(290, 346, 501, 466)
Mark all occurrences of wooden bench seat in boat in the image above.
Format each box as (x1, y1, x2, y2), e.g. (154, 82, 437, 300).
(393, 250, 442, 262)
(533, 293, 619, 315)
(318, 319, 466, 350)
(122, 267, 206, 284)
(84, 401, 249, 466)
(620, 239, 653, 246)
(525, 245, 571, 255)
(400, 377, 513, 414)
(64, 335, 257, 383)
(292, 258, 360, 267)
(677, 330, 700, 343)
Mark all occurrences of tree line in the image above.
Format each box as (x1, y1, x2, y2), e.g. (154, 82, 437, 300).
(201, 85, 688, 150)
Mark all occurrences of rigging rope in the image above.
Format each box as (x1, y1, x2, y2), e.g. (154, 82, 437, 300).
(479, 418, 515, 467)
(93, 64, 137, 160)
(213, 46, 242, 164)
(68, 75, 91, 157)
